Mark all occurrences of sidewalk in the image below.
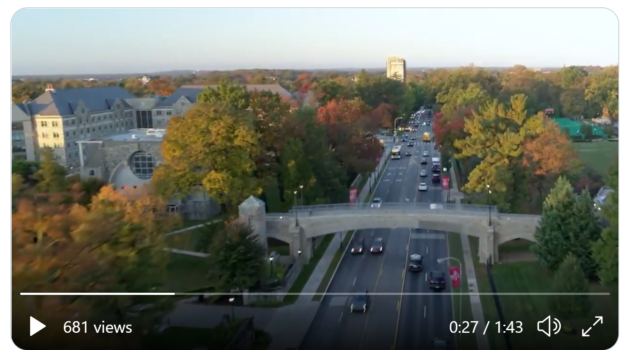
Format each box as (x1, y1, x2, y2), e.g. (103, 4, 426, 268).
(449, 163, 490, 350)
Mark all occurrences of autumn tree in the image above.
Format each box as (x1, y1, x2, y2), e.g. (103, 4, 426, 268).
(147, 77, 176, 96)
(454, 94, 544, 211)
(152, 103, 261, 210)
(34, 147, 67, 193)
(436, 83, 490, 116)
(592, 160, 618, 285)
(311, 79, 354, 105)
(197, 79, 250, 110)
(432, 109, 467, 155)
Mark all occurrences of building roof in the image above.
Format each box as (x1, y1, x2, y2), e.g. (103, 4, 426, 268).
(79, 128, 167, 142)
(25, 86, 135, 117)
(553, 118, 606, 137)
(12, 103, 30, 123)
(156, 84, 293, 107)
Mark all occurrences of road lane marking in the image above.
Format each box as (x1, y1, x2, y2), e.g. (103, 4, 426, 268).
(353, 277, 356, 286)
(338, 312, 344, 323)
(424, 306, 427, 318)
(392, 228, 412, 350)
(395, 179, 403, 182)
(397, 300, 400, 311)
(425, 272, 428, 282)
(426, 246, 429, 254)
(401, 268, 405, 278)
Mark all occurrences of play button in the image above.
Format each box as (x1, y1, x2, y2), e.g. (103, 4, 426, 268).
(30, 317, 46, 336)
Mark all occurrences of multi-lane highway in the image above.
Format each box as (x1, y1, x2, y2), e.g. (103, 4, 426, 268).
(301, 114, 456, 350)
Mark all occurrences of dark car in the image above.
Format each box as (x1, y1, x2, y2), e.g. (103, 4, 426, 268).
(408, 254, 424, 272)
(407, 142, 413, 147)
(429, 271, 446, 290)
(370, 237, 384, 254)
(406, 151, 412, 156)
(350, 237, 364, 254)
(431, 338, 448, 350)
(350, 289, 369, 313)
(421, 157, 428, 164)
(432, 174, 441, 183)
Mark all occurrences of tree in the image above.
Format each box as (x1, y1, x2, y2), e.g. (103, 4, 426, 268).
(34, 147, 67, 193)
(592, 161, 618, 285)
(436, 83, 490, 116)
(432, 109, 467, 155)
(197, 79, 250, 110)
(585, 67, 618, 119)
(280, 139, 316, 209)
(559, 88, 586, 117)
(12, 174, 25, 199)
(207, 222, 266, 291)
(531, 177, 575, 271)
(74, 177, 108, 206)
(580, 123, 594, 141)
(311, 79, 353, 105)
(454, 95, 544, 211)
(12, 159, 39, 185)
(153, 103, 261, 210)
(568, 190, 602, 278)
(147, 77, 175, 96)
(548, 254, 592, 329)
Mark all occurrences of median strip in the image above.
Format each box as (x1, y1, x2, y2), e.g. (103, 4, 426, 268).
(312, 153, 392, 301)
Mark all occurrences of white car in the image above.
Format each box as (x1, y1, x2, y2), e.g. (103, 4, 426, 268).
(420, 170, 427, 177)
(422, 151, 430, 157)
(371, 198, 382, 208)
(418, 183, 428, 191)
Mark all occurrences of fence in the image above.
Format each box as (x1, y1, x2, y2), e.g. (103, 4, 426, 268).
(486, 261, 513, 350)
(223, 317, 256, 350)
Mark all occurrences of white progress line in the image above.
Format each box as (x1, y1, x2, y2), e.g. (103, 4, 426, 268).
(21, 292, 611, 296)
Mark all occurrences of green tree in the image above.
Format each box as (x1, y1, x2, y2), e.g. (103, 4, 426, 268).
(436, 83, 490, 116)
(312, 79, 353, 105)
(12, 174, 24, 200)
(280, 139, 315, 209)
(568, 190, 602, 277)
(592, 161, 618, 285)
(34, 147, 67, 192)
(152, 103, 261, 209)
(75, 177, 108, 207)
(585, 67, 618, 119)
(197, 79, 250, 110)
(12, 159, 39, 185)
(559, 88, 586, 117)
(580, 123, 594, 141)
(207, 222, 266, 291)
(531, 177, 575, 271)
(548, 254, 592, 328)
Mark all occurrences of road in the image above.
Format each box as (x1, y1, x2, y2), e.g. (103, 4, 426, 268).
(301, 113, 456, 350)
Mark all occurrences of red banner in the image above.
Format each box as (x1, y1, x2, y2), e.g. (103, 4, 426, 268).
(349, 188, 358, 203)
(449, 266, 461, 288)
(442, 177, 450, 190)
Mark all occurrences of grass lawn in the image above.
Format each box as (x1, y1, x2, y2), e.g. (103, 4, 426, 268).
(282, 234, 334, 304)
(164, 254, 212, 292)
(143, 322, 272, 350)
(469, 237, 618, 350)
(573, 142, 618, 175)
(164, 221, 225, 252)
(446, 233, 477, 350)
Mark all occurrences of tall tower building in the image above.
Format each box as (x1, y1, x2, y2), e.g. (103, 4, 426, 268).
(386, 56, 406, 82)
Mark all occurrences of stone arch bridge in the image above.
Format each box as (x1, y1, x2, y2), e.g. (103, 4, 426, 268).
(238, 196, 541, 264)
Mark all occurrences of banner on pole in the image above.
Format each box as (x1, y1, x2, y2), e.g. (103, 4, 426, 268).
(442, 177, 450, 190)
(349, 188, 358, 203)
(449, 266, 461, 288)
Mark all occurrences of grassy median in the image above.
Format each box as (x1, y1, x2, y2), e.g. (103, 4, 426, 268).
(446, 233, 477, 350)
(282, 234, 334, 304)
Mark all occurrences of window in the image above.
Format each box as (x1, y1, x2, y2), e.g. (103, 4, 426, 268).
(41, 132, 48, 138)
(65, 132, 69, 137)
(53, 132, 60, 138)
(72, 131, 76, 136)
(156, 110, 162, 116)
(129, 151, 155, 180)
(40, 121, 48, 127)
(166, 111, 172, 116)
(180, 102, 185, 106)
(52, 121, 58, 127)
(89, 170, 95, 176)
(71, 120, 75, 125)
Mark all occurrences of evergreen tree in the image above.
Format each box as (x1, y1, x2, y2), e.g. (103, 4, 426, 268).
(592, 161, 618, 285)
(34, 147, 67, 193)
(567, 190, 602, 278)
(531, 177, 574, 271)
(548, 254, 592, 327)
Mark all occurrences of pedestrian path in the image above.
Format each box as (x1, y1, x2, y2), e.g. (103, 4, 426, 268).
(294, 233, 342, 304)
(450, 163, 490, 350)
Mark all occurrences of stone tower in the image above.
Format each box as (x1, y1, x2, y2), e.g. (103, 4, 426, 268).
(238, 196, 268, 252)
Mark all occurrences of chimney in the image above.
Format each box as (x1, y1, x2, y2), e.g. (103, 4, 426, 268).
(45, 84, 55, 93)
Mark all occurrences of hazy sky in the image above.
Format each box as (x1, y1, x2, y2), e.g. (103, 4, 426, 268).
(11, 8, 619, 75)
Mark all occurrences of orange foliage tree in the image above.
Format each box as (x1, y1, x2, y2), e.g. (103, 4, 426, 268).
(432, 109, 467, 153)
(147, 77, 176, 96)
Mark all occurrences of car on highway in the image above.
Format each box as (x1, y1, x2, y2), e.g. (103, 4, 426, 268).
(418, 183, 428, 191)
(350, 237, 364, 254)
(422, 151, 429, 157)
(370, 237, 384, 254)
(429, 271, 446, 290)
(407, 142, 414, 147)
(405, 151, 412, 156)
(420, 169, 427, 177)
(422, 122, 426, 126)
(411, 136, 416, 140)
(371, 198, 382, 208)
(431, 338, 448, 350)
(421, 157, 428, 164)
(432, 174, 441, 183)
(350, 289, 369, 313)
(408, 254, 424, 272)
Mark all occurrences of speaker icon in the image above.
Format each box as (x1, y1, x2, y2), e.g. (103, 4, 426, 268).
(537, 316, 562, 337)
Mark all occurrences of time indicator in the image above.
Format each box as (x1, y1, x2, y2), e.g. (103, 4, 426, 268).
(449, 321, 524, 334)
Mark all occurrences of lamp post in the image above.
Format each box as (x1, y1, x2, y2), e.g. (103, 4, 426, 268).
(298, 249, 302, 268)
(438, 256, 462, 337)
(443, 167, 449, 203)
(229, 297, 235, 323)
(299, 185, 304, 206)
(486, 184, 492, 226)
(293, 190, 298, 226)
(269, 256, 275, 282)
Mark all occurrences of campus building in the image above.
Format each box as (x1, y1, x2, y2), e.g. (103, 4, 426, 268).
(386, 56, 406, 82)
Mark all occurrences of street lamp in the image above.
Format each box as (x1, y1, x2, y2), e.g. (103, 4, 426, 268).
(299, 185, 304, 206)
(443, 167, 450, 203)
(298, 249, 302, 266)
(269, 256, 275, 282)
(486, 184, 492, 226)
(229, 297, 235, 322)
(293, 190, 298, 226)
(438, 256, 462, 337)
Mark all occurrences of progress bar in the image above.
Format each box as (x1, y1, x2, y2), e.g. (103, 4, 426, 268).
(20, 292, 610, 296)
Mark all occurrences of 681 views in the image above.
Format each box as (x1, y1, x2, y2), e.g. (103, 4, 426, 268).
(63, 321, 133, 334)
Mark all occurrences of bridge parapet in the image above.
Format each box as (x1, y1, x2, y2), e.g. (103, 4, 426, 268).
(289, 202, 498, 213)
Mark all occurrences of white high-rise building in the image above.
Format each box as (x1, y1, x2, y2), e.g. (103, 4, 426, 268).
(386, 56, 406, 82)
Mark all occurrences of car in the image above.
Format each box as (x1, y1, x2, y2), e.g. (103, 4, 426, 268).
(429, 271, 446, 290)
(422, 122, 426, 126)
(405, 151, 412, 156)
(411, 136, 416, 140)
(370, 237, 384, 254)
(420, 170, 428, 177)
(431, 338, 448, 350)
(422, 151, 429, 157)
(432, 174, 441, 183)
(421, 157, 428, 164)
(408, 254, 424, 272)
(371, 198, 382, 208)
(418, 183, 428, 191)
(350, 237, 364, 254)
(350, 289, 369, 313)
(407, 143, 414, 147)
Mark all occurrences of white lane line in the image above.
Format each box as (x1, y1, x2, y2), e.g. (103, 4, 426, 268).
(424, 306, 427, 318)
(426, 246, 429, 254)
(395, 179, 403, 182)
(353, 277, 357, 286)
(339, 312, 344, 323)
(425, 272, 428, 282)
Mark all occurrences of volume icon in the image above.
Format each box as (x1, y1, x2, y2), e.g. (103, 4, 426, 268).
(537, 316, 561, 337)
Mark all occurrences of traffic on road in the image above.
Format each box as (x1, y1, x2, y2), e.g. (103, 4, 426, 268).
(301, 108, 456, 350)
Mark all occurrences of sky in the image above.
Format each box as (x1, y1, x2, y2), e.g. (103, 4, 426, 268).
(11, 8, 619, 75)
